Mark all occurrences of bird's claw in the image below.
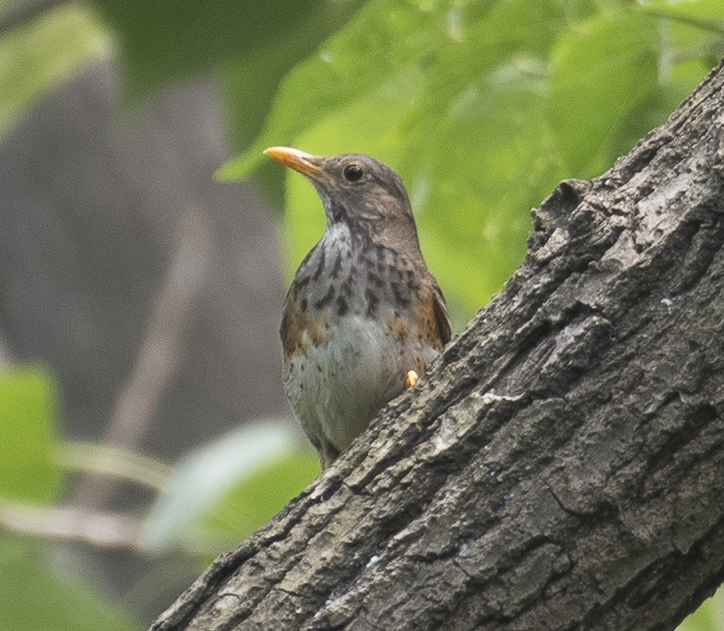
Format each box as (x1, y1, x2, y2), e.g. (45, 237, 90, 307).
(405, 370, 419, 388)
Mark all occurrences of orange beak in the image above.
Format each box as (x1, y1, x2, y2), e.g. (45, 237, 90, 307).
(263, 147, 333, 186)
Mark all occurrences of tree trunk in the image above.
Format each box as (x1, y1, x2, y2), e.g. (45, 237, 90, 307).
(149, 60, 724, 631)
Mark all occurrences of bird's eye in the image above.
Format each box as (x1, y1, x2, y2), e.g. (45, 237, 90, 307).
(343, 163, 364, 182)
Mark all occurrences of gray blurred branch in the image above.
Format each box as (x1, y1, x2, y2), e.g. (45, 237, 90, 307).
(0, 500, 142, 549)
(72, 206, 212, 510)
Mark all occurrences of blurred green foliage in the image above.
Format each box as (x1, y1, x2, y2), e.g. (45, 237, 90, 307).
(0, 368, 138, 630)
(219, 0, 722, 324)
(195, 447, 320, 558)
(0, 2, 109, 140)
(680, 587, 724, 631)
(0, 534, 137, 631)
(0, 366, 317, 631)
(141, 420, 319, 557)
(0, 367, 60, 502)
(0, 0, 722, 629)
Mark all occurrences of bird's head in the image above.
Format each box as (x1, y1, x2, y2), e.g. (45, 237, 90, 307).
(264, 147, 417, 241)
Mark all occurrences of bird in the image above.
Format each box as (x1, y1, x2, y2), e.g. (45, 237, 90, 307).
(264, 146, 451, 468)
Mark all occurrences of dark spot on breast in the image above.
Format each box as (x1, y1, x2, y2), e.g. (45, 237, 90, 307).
(336, 295, 349, 316)
(391, 281, 411, 309)
(300, 298, 308, 312)
(312, 249, 326, 281)
(330, 252, 342, 279)
(340, 275, 353, 298)
(405, 269, 421, 292)
(290, 274, 310, 300)
(349, 217, 372, 241)
(365, 288, 379, 317)
(367, 270, 384, 288)
(331, 203, 346, 224)
(314, 284, 335, 309)
(388, 264, 403, 284)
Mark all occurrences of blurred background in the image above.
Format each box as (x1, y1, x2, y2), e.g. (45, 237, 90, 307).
(0, 0, 722, 629)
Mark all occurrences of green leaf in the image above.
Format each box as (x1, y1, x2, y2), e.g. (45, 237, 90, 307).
(141, 419, 317, 553)
(0, 534, 139, 631)
(198, 449, 319, 548)
(228, 0, 565, 182)
(401, 56, 566, 311)
(675, 582, 724, 631)
(96, 0, 336, 99)
(224, 0, 720, 320)
(548, 11, 660, 174)
(215, 1, 364, 207)
(0, 3, 110, 141)
(640, 0, 724, 27)
(215, 0, 458, 181)
(0, 366, 60, 503)
(216, 1, 364, 152)
(660, 12, 724, 90)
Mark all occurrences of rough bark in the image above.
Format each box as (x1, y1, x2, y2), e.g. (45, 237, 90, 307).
(150, 60, 724, 631)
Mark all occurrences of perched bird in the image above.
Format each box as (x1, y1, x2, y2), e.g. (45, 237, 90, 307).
(265, 147, 451, 468)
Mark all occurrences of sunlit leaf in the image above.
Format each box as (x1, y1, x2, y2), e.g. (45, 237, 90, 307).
(215, 0, 457, 181)
(0, 534, 138, 631)
(548, 11, 659, 174)
(216, 1, 364, 152)
(0, 366, 60, 503)
(675, 583, 724, 631)
(0, 3, 110, 141)
(97, 0, 337, 99)
(198, 449, 319, 549)
(141, 419, 315, 553)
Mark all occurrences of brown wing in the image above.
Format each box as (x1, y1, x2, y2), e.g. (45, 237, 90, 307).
(412, 281, 450, 350)
(431, 283, 452, 346)
(280, 295, 332, 361)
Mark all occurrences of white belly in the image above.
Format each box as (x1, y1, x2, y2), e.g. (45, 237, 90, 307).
(284, 314, 438, 455)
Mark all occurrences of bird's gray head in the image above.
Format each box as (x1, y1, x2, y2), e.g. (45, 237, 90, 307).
(264, 147, 417, 238)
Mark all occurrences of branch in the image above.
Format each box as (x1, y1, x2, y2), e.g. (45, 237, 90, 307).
(150, 61, 724, 631)
(0, 500, 142, 549)
(72, 206, 211, 510)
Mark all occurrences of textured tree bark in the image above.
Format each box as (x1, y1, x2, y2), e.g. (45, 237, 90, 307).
(150, 60, 724, 631)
